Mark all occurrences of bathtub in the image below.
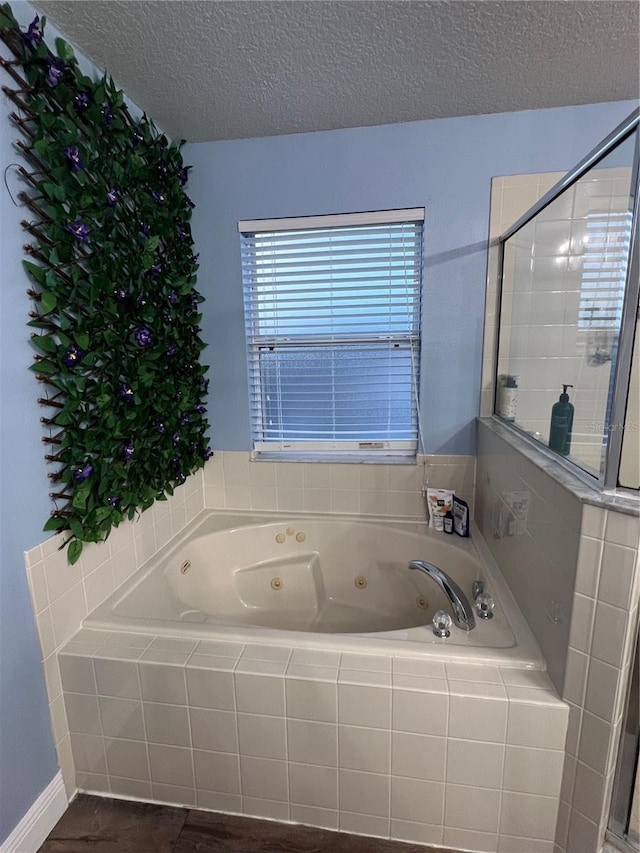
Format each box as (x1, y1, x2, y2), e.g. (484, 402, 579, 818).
(87, 510, 543, 668)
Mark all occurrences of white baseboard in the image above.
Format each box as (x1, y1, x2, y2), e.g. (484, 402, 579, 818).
(0, 772, 68, 853)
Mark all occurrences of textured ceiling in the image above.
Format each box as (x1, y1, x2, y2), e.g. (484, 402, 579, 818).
(34, 0, 640, 142)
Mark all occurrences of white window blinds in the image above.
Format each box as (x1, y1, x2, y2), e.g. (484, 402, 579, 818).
(578, 210, 633, 330)
(239, 209, 424, 457)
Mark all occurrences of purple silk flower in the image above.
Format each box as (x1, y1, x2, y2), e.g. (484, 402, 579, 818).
(73, 463, 93, 481)
(62, 343, 84, 367)
(46, 56, 65, 87)
(24, 15, 42, 47)
(73, 91, 90, 112)
(134, 328, 153, 347)
(62, 145, 83, 173)
(65, 220, 89, 243)
(119, 384, 135, 403)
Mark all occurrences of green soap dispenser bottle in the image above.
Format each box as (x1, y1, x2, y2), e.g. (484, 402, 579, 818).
(549, 384, 574, 456)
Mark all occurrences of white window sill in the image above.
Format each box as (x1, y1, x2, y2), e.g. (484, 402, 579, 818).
(250, 452, 418, 465)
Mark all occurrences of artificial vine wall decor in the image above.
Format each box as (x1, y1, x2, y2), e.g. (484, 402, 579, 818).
(0, 4, 211, 563)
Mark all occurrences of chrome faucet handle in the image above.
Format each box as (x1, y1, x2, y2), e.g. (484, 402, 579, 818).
(472, 580, 484, 600)
(432, 610, 452, 638)
(475, 592, 495, 619)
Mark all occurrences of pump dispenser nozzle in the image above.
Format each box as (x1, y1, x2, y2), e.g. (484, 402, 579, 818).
(560, 384, 574, 402)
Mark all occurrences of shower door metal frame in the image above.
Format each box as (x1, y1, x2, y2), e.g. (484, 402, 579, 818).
(608, 629, 639, 850)
(494, 108, 640, 493)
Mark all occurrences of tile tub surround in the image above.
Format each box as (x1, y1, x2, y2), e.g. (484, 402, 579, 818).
(476, 419, 583, 694)
(556, 503, 640, 853)
(202, 452, 476, 523)
(23, 454, 472, 800)
(23, 474, 205, 798)
(475, 419, 640, 853)
(58, 631, 568, 851)
(23, 453, 471, 801)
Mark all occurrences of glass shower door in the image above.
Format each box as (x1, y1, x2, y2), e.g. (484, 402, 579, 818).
(495, 126, 638, 481)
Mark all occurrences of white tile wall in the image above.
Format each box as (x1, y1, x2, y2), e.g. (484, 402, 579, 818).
(23, 474, 205, 797)
(476, 419, 640, 853)
(475, 420, 582, 692)
(57, 631, 568, 849)
(202, 451, 476, 523)
(485, 168, 634, 476)
(481, 172, 564, 419)
(560, 504, 639, 853)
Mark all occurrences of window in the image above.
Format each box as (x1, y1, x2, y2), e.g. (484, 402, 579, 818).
(239, 209, 424, 459)
(577, 211, 632, 364)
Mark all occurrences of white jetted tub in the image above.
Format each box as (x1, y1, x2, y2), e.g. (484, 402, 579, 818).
(86, 510, 543, 667)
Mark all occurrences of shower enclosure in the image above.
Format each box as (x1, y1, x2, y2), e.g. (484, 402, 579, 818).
(494, 108, 639, 852)
(495, 108, 639, 492)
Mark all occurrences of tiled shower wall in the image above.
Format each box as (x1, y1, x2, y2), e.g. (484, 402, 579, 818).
(476, 418, 640, 853)
(482, 169, 632, 473)
(25, 452, 474, 799)
(481, 171, 564, 419)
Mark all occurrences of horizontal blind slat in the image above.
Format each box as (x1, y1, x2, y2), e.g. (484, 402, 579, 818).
(239, 209, 424, 232)
(241, 211, 423, 449)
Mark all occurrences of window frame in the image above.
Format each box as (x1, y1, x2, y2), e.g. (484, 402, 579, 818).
(239, 208, 425, 461)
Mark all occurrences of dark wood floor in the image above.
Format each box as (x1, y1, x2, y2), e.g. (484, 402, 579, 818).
(38, 795, 462, 852)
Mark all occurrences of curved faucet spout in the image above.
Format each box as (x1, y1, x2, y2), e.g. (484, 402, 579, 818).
(408, 560, 476, 631)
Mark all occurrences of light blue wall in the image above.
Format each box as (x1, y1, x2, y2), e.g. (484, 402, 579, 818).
(0, 3, 145, 842)
(185, 100, 636, 455)
(0, 5, 61, 839)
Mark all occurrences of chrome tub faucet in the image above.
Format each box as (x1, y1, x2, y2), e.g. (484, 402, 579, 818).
(408, 560, 476, 631)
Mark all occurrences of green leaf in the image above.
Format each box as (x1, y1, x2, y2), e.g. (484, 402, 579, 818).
(40, 291, 57, 314)
(55, 37, 76, 61)
(75, 332, 90, 350)
(41, 182, 59, 201)
(23, 261, 46, 284)
(94, 507, 112, 523)
(30, 359, 57, 375)
(67, 538, 83, 565)
(31, 334, 57, 354)
(93, 81, 106, 105)
(72, 487, 89, 512)
(0, 5, 18, 29)
(69, 516, 84, 539)
(43, 515, 68, 532)
(34, 139, 49, 158)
